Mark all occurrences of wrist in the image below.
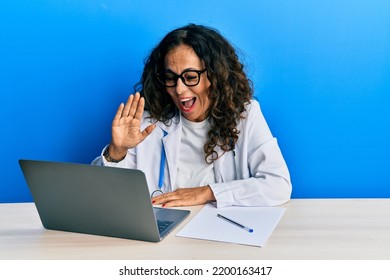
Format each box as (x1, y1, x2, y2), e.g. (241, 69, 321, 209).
(103, 145, 126, 163)
(203, 185, 216, 202)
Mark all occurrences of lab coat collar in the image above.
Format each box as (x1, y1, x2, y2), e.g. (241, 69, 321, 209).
(158, 113, 181, 191)
(154, 113, 181, 134)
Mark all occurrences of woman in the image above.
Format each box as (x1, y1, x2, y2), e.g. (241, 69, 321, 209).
(92, 24, 292, 208)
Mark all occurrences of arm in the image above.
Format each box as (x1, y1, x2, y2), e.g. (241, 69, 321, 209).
(211, 139, 292, 207)
(210, 101, 292, 207)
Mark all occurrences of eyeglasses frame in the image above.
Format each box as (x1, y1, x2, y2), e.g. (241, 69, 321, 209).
(157, 69, 207, 87)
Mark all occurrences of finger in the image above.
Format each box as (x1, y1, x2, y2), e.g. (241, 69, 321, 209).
(113, 103, 124, 122)
(140, 124, 156, 140)
(165, 195, 205, 207)
(128, 92, 141, 118)
(122, 94, 134, 118)
(151, 194, 169, 205)
(162, 199, 189, 207)
(134, 96, 145, 121)
(152, 192, 179, 205)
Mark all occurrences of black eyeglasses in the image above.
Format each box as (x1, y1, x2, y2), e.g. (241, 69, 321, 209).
(157, 69, 207, 87)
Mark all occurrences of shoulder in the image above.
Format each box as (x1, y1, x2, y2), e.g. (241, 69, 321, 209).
(238, 99, 273, 141)
(243, 99, 263, 121)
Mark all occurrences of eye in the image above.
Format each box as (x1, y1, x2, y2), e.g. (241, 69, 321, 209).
(164, 73, 176, 81)
(183, 72, 198, 81)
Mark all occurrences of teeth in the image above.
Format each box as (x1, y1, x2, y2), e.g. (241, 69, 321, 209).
(180, 97, 195, 109)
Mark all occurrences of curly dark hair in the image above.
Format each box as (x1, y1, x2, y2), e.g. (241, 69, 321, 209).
(137, 24, 253, 163)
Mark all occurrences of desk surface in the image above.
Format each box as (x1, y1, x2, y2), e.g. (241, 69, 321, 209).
(1, 199, 389, 260)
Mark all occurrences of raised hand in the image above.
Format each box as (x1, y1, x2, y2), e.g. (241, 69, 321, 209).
(108, 92, 156, 160)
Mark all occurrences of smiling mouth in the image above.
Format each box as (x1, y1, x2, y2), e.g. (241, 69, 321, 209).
(181, 97, 196, 110)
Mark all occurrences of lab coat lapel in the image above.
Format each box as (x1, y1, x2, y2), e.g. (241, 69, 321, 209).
(159, 119, 181, 192)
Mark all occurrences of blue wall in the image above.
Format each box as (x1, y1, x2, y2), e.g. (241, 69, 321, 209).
(1, 0, 389, 203)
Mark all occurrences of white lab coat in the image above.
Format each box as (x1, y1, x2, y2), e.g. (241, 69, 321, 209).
(92, 100, 292, 208)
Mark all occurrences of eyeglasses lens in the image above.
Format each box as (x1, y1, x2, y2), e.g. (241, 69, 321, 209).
(160, 71, 201, 87)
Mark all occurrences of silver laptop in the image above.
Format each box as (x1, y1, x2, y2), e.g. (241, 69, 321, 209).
(19, 159, 190, 242)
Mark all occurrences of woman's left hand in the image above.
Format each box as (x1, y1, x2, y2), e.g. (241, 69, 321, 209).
(152, 186, 216, 207)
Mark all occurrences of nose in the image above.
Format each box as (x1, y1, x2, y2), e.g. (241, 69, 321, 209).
(175, 77, 188, 95)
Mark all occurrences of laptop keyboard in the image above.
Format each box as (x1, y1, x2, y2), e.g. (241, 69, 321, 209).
(157, 220, 174, 234)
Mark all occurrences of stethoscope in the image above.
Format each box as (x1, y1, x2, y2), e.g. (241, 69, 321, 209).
(151, 130, 168, 198)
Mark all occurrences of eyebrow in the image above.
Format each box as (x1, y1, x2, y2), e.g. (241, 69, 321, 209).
(164, 67, 202, 74)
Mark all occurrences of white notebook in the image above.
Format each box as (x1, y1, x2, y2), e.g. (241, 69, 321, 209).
(176, 203, 286, 247)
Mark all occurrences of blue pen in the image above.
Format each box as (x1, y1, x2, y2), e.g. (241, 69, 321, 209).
(217, 214, 254, 233)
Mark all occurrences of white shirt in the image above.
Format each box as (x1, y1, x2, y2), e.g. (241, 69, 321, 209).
(175, 116, 215, 190)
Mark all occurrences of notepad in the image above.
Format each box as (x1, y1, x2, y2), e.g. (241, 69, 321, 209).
(176, 203, 286, 247)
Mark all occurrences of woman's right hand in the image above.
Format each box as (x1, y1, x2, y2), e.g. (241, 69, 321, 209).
(108, 92, 156, 160)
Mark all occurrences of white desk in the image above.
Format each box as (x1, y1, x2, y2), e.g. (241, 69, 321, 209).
(1, 199, 389, 260)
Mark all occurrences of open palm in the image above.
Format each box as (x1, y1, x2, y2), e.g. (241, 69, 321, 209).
(110, 93, 155, 156)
